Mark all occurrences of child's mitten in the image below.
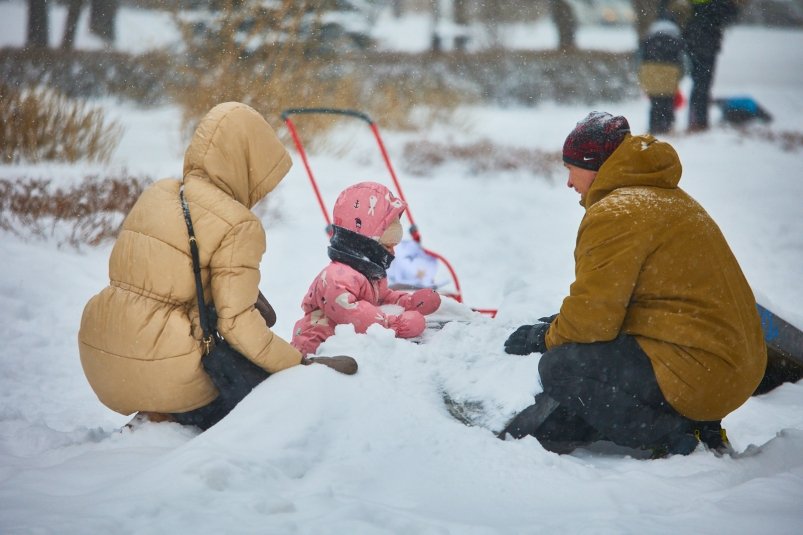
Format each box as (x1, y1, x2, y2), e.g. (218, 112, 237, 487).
(387, 311, 426, 338)
(406, 288, 441, 315)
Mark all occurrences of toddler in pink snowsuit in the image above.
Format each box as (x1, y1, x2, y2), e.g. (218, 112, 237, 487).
(291, 182, 441, 355)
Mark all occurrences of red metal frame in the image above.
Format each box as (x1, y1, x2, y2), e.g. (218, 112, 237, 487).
(281, 108, 496, 317)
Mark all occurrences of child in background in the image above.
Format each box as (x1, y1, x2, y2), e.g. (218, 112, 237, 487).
(637, 8, 687, 134)
(291, 182, 441, 355)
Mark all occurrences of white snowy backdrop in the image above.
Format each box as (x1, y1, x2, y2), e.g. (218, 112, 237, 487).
(1, 2, 803, 534)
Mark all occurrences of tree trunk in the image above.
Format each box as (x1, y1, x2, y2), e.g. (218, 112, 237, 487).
(26, 0, 49, 48)
(453, 0, 469, 51)
(551, 0, 576, 51)
(430, 0, 442, 53)
(61, 0, 84, 50)
(632, 0, 660, 41)
(89, 0, 118, 44)
(392, 0, 404, 18)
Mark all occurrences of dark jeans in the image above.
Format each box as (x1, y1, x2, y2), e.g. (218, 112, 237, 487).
(503, 335, 714, 453)
(649, 96, 675, 134)
(171, 344, 270, 430)
(688, 51, 718, 130)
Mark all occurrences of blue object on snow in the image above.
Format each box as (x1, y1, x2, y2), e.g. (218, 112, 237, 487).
(713, 96, 773, 124)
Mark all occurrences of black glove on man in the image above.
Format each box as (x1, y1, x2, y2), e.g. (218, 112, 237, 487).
(503, 315, 558, 355)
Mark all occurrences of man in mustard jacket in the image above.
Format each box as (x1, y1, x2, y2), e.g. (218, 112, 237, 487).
(79, 102, 354, 430)
(501, 112, 766, 456)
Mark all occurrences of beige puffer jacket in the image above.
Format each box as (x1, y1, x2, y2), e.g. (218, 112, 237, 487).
(546, 134, 766, 421)
(78, 102, 302, 415)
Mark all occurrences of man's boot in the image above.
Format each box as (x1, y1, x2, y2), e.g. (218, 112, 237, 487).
(498, 392, 561, 440)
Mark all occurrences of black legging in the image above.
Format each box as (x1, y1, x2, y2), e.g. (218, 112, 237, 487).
(649, 96, 675, 134)
(688, 51, 718, 130)
(537, 335, 693, 450)
(171, 344, 270, 430)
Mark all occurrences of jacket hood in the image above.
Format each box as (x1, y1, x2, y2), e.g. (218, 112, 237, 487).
(584, 134, 682, 208)
(182, 102, 292, 208)
(332, 182, 407, 240)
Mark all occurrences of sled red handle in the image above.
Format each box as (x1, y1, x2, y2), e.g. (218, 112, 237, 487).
(282, 110, 333, 234)
(282, 108, 422, 241)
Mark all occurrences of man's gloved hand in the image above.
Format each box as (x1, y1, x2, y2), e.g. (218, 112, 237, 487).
(504, 322, 551, 355)
(406, 288, 441, 315)
(538, 314, 559, 325)
(387, 311, 427, 338)
(302, 355, 358, 375)
(255, 291, 277, 328)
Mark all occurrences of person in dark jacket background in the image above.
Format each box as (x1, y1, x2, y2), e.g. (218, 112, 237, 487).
(499, 112, 766, 457)
(684, 0, 741, 131)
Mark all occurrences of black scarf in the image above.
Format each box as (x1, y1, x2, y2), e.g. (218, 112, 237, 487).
(327, 225, 395, 281)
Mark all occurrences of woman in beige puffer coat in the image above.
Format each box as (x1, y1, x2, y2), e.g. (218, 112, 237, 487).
(78, 102, 303, 426)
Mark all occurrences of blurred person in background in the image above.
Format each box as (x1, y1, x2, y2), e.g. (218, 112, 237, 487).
(684, 0, 742, 131)
(637, 1, 690, 133)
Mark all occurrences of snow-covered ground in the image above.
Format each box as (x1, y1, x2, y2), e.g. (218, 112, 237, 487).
(2, 2, 803, 534)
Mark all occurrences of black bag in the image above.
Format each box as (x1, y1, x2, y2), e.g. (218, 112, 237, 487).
(179, 185, 269, 411)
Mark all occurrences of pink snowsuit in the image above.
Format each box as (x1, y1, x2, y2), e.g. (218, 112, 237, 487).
(291, 182, 440, 355)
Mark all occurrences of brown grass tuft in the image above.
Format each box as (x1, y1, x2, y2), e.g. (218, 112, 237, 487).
(0, 174, 149, 247)
(401, 139, 563, 179)
(0, 83, 123, 164)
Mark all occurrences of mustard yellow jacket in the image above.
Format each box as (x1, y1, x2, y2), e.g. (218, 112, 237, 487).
(78, 102, 302, 415)
(546, 134, 766, 421)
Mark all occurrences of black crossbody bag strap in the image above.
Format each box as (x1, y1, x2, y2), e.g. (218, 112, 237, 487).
(179, 184, 215, 355)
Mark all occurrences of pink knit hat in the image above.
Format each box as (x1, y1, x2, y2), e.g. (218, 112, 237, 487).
(332, 182, 406, 240)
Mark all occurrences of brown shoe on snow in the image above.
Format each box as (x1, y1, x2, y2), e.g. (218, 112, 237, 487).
(302, 355, 358, 375)
(124, 411, 174, 430)
(255, 291, 277, 328)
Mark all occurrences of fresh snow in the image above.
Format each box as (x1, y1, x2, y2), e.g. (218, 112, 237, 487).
(1, 3, 803, 534)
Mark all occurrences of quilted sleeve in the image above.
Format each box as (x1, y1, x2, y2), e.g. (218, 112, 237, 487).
(210, 220, 302, 373)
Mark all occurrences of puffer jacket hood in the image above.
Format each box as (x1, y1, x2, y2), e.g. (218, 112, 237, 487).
(584, 133, 681, 208)
(332, 182, 406, 240)
(183, 102, 292, 208)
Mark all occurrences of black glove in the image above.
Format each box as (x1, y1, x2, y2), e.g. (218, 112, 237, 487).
(538, 314, 559, 325)
(302, 355, 358, 375)
(504, 322, 550, 355)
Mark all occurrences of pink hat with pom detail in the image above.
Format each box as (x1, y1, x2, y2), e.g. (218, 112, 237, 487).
(332, 182, 406, 240)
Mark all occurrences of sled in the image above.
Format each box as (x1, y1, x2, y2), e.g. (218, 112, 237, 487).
(281, 107, 497, 317)
(713, 96, 773, 125)
(753, 303, 803, 395)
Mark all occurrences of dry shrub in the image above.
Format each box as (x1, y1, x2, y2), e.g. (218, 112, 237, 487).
(402, 139, 563, 179)
(0, 47, 176, 104)
(171, 0, 347, 141)
(364, 70, 466, 131)
(739, 127, 803, 152)
(0, 174, 149, 247)
(0, 83, 122, 164)
(169, 0, 466, 146)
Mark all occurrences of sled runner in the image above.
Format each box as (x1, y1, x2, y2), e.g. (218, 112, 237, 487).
(753, 303, 803, 394)
(281, 107, 497, 317)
